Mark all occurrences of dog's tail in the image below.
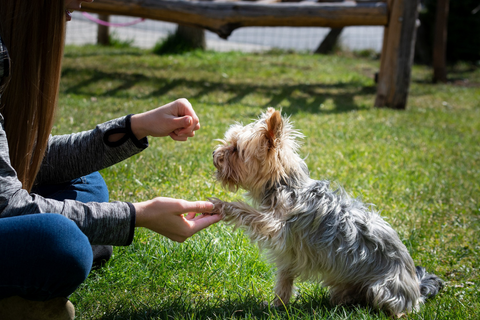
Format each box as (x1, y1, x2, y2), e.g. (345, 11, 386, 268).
(416, 266, 444, 300)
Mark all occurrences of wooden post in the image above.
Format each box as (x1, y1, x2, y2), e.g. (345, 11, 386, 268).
(175, 25, 206, 50)
(376, 0, 392, 83)
(97, 14, 110, 46)
(375, 0, 419, 109)
(432, 0, 449, 83)
(314, 28, 343, 54)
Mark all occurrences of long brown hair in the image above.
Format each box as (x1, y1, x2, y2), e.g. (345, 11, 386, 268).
(0, 0, 66, 191)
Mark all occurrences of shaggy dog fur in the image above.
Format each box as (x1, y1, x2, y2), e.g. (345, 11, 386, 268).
(210, 108, 443, 317)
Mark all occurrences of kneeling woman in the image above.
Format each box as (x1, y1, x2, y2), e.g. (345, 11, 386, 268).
(0, 1, 220, 319)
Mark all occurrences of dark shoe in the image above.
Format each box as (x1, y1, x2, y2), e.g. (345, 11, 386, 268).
(0, 296, 75, 320)
(91, 245, 113, 269)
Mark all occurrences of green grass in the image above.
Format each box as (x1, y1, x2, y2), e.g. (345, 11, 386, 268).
(58, 45, 480, 319)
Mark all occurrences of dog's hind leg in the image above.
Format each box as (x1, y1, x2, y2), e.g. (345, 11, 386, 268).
(273, 267, 295, 307)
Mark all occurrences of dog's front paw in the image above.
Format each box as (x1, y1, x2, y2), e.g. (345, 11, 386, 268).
(207, 197, 227, 218)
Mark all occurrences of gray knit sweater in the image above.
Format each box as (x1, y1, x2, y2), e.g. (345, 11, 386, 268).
(0, 35, 146, 246)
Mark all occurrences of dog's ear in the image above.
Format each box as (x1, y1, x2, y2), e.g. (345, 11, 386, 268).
(265, 110, 283, 148)
(266, 107, 276, 117)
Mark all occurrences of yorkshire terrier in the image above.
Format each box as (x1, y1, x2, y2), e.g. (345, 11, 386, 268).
(210, 108, 443, 317)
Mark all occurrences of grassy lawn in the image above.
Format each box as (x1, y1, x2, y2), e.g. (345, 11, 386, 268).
(58, 45, 480, 319)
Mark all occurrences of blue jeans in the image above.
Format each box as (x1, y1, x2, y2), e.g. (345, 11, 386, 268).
(0, 172, 109, 301)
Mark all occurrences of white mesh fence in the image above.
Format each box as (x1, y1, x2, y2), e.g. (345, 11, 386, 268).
(66, 12, 384, 52)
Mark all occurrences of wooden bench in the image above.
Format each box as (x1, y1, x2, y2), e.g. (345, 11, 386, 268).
(81, 0, 420, 109)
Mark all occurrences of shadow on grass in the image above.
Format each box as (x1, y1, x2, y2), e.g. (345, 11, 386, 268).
(61, 67, 377, 115)
(411, 63, 480, 87)
(63, 46, 145, 58)
(97, 291, 387, 320)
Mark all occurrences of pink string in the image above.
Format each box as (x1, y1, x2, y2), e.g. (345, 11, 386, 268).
(81, 12, 145, 27)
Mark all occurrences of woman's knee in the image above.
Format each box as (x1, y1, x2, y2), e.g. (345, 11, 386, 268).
(0, 214, 93, 300)
(39, 214, 93, 280)
(84, 171, 109, 203)
(31, 171, 109, 203)
(73, 172, 109, 203)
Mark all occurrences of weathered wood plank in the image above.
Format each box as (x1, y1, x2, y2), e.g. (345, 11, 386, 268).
(375, 0, 419, 109)
(80, 0, 388, 38)
(97, 14, 110, 45)
(432, 0, 449, 83)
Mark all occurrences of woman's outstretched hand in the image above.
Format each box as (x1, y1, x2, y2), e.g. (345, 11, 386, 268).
(131, 98, 200, 141)
(129, 99, 219, 242)
(133, 197, 221, 242)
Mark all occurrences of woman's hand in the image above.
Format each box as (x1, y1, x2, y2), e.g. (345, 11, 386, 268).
(133, 197, 221, 242)
(126, 100, 219, 242)
(130, 98, 200, 141)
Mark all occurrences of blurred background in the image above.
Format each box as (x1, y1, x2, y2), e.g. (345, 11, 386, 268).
(66, 0, 480, 66)
(66, 12, 384, 53)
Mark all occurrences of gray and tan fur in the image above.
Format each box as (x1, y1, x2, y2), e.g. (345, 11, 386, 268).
(210, 108, 443, 317)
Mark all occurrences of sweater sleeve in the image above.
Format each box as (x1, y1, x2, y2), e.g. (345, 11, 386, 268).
(34, 114, 148, 185)
(0, 113, 138, 246)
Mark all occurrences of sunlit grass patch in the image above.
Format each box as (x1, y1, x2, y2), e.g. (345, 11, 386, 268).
(59, 45, 480, 319)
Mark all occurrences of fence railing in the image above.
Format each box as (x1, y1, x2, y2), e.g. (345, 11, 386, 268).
(80, 0, 420, 109)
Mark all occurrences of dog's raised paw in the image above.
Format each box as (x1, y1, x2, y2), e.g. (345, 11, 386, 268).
(207, 197, 225, 217)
